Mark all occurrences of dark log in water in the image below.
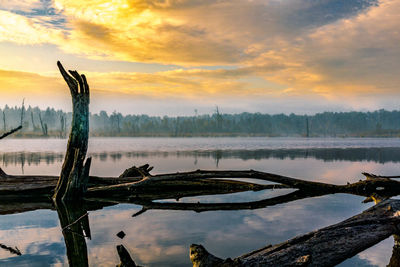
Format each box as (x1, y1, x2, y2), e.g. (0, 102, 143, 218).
(388, 235, 400, 267)
(3, 166, 400, 205)
(190, 199, 400, 267)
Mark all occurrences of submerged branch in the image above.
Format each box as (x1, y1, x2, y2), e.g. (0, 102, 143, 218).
(0, 243, 21, 256)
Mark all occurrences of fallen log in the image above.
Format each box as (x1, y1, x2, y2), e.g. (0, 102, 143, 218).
(0, 168, 274, 199)
(190, 199, 400, 266)
(3, 166, 400, 210)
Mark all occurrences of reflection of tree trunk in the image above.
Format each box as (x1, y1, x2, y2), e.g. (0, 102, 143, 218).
(55, 200, 90, 267)
(388, 234, 400, 267)
(116, 244, 137, 267)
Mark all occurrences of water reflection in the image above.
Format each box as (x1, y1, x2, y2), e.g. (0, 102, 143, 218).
(0, 193, 396, 266)
(1, 181, 399, 267)
(55, 201, 90, 267)
(2, 138, 400, 266)
(3, 147, 400, 170)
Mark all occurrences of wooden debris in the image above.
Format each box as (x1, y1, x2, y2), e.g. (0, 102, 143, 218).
(117, 231, 126, 239)
(190, 199, 400, 266)
(119, 164, 153, 178)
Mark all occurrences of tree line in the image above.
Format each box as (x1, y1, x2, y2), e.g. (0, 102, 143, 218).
(1, 105, 400, 137)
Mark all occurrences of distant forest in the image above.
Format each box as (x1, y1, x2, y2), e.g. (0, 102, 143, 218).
(1, 105, 400, 137)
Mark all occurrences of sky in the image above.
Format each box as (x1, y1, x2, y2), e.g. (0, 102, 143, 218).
(0, 0, 399, 116)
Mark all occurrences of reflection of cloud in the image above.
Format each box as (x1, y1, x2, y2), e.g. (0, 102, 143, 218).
(357, 236, 393, 267)
(0, 192, 394, 266)
(0, 226, 64, 263)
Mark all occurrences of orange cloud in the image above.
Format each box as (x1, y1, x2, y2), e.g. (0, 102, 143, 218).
(0, 0, 399, 109)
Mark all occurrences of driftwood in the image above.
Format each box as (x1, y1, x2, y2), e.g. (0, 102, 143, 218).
(388, 235, 400, 267)
(2, 166, 400, 213)
(190, 199, 400, 267)
(3, 165, 400, 201)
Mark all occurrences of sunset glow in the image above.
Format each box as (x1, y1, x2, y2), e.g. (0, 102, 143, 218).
(0, 0, 399, 115)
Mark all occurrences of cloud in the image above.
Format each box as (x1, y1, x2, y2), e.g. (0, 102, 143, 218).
(0, 0, 43, 12)
(0, 66, 283, 104)
(0, 10, 62, 45)
(0, 0, 399, 113)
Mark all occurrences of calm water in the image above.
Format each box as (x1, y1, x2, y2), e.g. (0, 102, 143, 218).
(1, 137, 400, 266)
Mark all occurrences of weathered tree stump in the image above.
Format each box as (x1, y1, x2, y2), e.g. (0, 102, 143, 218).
(53, 61, 91, 201)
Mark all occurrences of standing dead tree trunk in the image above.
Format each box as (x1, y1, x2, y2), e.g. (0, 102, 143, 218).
(31, 112, 37, 132)
(60, 115, 66, 138)
(2, 110, 6, 131)
(0, 100, 24, 139)
(38, 113, 48, 136)
(53, 61, 91, 201)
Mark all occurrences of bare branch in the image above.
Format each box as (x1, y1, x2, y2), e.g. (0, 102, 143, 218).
(68, 70, 84, 94)
(0, 125, 22, 140)
(57, 61, 78, 96)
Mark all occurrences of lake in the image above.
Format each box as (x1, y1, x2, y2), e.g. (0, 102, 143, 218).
(0, 137, 399, 266)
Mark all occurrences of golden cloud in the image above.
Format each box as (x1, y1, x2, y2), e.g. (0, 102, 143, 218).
(0, 11, 63, 45)
(0, 66, 285, 106)
(0, 0, 399, 105)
